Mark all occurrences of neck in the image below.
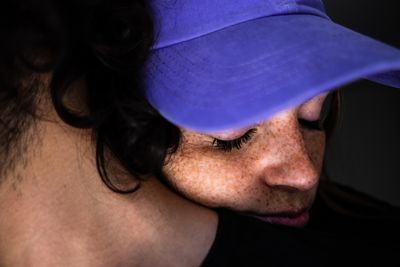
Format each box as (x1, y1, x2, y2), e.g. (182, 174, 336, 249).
(0, 119, 217, 267)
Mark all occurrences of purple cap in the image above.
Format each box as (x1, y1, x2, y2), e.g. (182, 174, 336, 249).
(141, 0, 400, 132)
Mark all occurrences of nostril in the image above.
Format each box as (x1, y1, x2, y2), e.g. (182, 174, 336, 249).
(270, 184, 300, 194)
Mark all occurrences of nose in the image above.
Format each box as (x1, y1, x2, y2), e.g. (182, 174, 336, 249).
(259, 112, 319, 192)
(262, 154, 319, 192)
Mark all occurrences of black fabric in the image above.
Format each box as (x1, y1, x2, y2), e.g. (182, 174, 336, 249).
(201, 180, 400, 267)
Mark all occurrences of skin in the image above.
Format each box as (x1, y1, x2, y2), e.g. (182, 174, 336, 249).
(164, 93, 329, 221)
(0, 80, 218, 267)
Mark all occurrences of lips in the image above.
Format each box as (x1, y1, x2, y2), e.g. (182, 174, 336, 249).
(256, 210, 310, 228)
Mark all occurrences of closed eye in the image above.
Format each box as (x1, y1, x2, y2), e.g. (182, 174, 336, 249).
(299, 92, 334, 131)
(298, 119, 324, 131)
(212, 129, 257, 152)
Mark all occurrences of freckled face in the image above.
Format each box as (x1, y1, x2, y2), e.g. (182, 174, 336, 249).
(163, 93, 328, 216)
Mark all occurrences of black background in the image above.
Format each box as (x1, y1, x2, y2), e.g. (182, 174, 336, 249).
(322, 0, 400, 205)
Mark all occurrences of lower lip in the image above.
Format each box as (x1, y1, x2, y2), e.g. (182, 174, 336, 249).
(256, 211, 310, 228)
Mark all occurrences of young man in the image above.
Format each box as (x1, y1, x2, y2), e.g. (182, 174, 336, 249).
(0, 1, 218, 266)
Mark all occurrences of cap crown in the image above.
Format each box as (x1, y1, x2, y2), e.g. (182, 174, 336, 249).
(148, 0, 328, 49)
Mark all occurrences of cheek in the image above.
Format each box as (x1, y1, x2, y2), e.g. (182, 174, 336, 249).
(302, 130, 326, 171)
(163, 148, 256, 207)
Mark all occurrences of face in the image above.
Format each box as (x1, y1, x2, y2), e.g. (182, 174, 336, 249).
(163, 93, 330, 227)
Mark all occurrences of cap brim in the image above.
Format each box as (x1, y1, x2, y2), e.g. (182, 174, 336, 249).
(142, 14, 400, 132)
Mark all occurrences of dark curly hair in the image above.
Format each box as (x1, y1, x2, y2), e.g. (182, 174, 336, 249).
(0, 0, 180, 192)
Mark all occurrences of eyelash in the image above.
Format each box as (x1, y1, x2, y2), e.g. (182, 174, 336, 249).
(212, 129, 257, 152)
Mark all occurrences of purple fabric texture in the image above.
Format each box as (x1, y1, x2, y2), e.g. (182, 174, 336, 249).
(141, 0, 400, 132)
